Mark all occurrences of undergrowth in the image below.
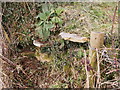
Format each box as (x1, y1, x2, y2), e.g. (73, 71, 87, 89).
(2, 2, 119, 88)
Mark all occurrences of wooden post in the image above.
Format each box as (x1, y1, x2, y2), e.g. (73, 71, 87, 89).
(89, 31, 104, 88)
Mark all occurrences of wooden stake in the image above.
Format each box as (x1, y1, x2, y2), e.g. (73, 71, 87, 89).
(89, 31, 104, 88)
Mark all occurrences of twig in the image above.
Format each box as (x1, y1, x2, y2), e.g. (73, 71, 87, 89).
(0, 78, 4, 87)
(84, 50, 90, 88)
(100, 79, 119, 88)
(96, 49, 101, 88)
(106, 69, 120, 74)
(111, 6, 118, 48)
(0, 54, 16, 67)
(0, 54, 28, 76)
(100, 64, 111, 74)
(26, 70, 37, 80)
(26, 2, 33, 16)
(99, 48, 120, 51)
(111, 6, 118, 35)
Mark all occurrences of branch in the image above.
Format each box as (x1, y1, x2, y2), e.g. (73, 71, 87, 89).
(84, 50, 90, 88)
(111, 6, 118, 48)
(111, 6, 118, 35)
(0, 54, 17, 67)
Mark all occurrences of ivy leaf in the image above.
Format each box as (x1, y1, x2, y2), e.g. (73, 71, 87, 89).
(35, 21, 44, 26)
(44, 23, 55, 29)
(59, 39, 64, 49)
(77, 50, 84, 58)
(37, 11, 51, 21)
(45, 11, 51, 18)
(52, 17, 63, 25)
(35, 26, 43, 38)
(58, 19, 63, 25)
(51, 17, 60, 23)
(56, 7, 64, 15)
(42, 4, 49, 12)
(39, 13, 47, 21)
(42, 28, 50, 39)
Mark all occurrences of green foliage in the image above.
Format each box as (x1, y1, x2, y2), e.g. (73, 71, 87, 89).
(50, 81, 68, 88)
(51, 16, 63, 24)
(55, 7, 64, 15)
(77, 49, 84, 58)
(35, 4, 64, 40)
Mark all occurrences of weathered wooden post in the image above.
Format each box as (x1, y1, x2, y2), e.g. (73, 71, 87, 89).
(89, 31, 104, 88)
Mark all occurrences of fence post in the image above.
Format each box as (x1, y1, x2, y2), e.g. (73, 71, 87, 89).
(89, 31, 104, 88)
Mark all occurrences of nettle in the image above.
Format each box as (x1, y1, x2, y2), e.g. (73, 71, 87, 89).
(35, 4, 64, 41)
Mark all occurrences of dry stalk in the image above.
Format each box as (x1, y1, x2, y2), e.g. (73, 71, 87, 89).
(0, 54, 28, 76)
(71, 63, 77, 79)
(106, 69, 120, 75)
(100, 79, 119, 88)
(99, 48, 120, 51)
(111, 6, 118, 35)
(96, 49, 101, 88)
(25, 2, 33, 16)
(84, 50, 90, 88)
(0, 54, 16, 67)
(111, 6, 118, 49)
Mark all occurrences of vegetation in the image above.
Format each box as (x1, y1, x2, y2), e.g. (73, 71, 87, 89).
(1, 2, 119, 88)
(35, 3, 64, 40)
